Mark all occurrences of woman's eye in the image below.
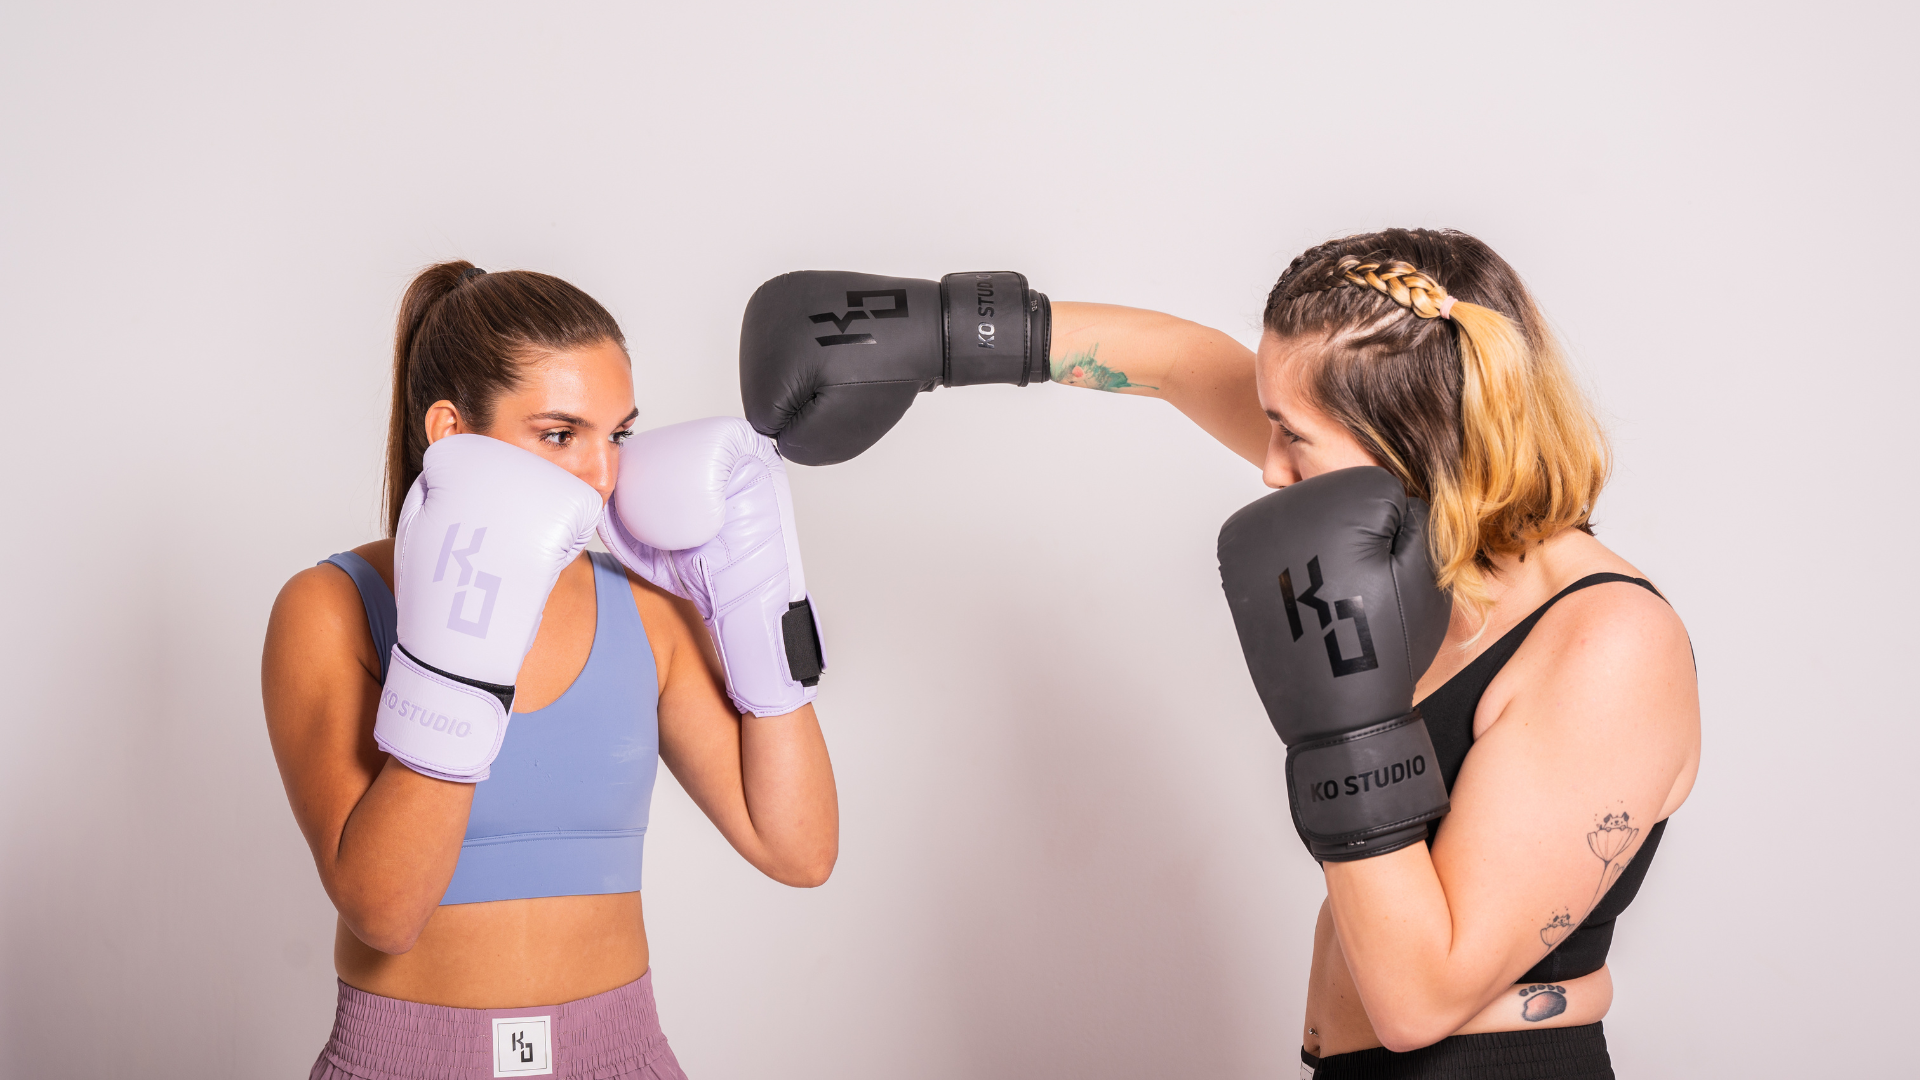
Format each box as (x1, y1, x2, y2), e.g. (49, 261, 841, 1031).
(612, 429, 633, 445)
(541, 430, 574, 447)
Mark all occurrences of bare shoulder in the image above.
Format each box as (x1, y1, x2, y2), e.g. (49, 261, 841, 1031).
(265, 540, 389, 683)
(1525, 545, 1691, 682)
(1476, 535, 1701, 817)
(1494, 535, 1698, 747)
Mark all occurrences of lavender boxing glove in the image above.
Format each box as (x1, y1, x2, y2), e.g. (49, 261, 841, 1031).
(375, 434, 604, 781)
(599, 416, 825, 717)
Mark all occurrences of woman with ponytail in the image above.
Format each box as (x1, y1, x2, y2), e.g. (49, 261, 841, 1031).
(1038, 228, 1699, 1076)
(263, 262, 838, 1078)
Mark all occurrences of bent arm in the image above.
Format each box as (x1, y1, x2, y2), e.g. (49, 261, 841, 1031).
(262, 563, 472, 954)
(1322, 591, 1699, 1051)
(1047, 301, 1268, 466)
(647, 580, 839, 887)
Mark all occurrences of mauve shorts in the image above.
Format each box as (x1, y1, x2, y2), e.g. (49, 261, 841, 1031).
(309, 970, 688, 1080)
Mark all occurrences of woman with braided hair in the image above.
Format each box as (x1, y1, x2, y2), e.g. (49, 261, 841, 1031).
(1043, 228, 1700, 1077)
(738, 226, 1700, 1077)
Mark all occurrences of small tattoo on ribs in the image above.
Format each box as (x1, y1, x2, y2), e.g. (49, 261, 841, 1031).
(1518, 983, 1568, 1022)
(1540, 806, 1641, 947)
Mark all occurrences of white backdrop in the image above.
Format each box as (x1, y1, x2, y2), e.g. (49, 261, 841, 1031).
(3, 2, 1914, 1076)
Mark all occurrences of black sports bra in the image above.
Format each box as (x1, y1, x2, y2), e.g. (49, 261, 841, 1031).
(1417, 572, 1674, 984)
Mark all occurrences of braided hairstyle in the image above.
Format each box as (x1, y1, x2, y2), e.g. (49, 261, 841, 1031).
(1264, 228, 1609, 618)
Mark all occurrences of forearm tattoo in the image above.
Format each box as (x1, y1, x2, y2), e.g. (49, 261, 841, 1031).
(1051, 343, 1158, 391)
(1540, 808, 1641, 947)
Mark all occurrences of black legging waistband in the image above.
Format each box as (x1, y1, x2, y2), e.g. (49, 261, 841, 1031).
(1304, 1022, 1612, 1079)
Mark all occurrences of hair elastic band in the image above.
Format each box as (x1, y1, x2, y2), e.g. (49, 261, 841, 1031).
(1438, 296, 1456, 320)
(460, 266, 487, 284)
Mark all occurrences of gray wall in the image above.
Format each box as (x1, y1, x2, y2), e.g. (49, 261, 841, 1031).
(2, 2, 1912, 1076)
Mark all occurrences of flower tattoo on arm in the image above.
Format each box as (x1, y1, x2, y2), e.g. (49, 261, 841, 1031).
(1540, 808, 1641, 948)
(1051, 343, 1158, 391)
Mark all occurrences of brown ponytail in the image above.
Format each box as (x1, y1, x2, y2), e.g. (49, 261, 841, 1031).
(1263, 229, 1609, 622)
(384, 261, 626, 535)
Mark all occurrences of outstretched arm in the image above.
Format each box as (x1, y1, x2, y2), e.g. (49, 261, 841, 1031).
(1046, 301, 1268, 467)
(742, 272, 1269, 468)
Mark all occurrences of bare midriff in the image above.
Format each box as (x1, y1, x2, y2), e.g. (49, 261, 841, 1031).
(335, 892, 649, 1009)
(1300, 901, 1612, 1059)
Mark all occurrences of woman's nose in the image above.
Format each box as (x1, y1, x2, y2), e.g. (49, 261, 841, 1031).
(581, 443, 619, 502)
(1263, 451, 1299, 490)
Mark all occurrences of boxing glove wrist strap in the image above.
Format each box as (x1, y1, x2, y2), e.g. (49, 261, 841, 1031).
(781, 598, 824, 688)
(938, 272, 1051, 388)
(372, 645, 513, 783)
(1286, 710, 1450, 863)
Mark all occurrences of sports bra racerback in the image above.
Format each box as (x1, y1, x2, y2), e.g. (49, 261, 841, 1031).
(322, 550, 661, 905)
(1416, 572, 1675, 984)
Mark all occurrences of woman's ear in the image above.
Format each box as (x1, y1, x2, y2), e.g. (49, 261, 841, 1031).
(423, 399, 465, 445)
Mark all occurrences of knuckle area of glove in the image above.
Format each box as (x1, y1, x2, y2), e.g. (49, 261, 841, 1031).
(721, 456, 771, 497)
(721, 474, 780, 522)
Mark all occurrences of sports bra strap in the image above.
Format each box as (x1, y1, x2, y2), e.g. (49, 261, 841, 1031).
(1554, 571, 1664, 603)
(1529, 572, 1664, 623)
(1472, 573, 1663, 677)
(320, 552, 397, 683)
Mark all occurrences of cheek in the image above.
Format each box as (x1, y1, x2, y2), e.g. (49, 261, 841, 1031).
(1292, 444, 1343, 482)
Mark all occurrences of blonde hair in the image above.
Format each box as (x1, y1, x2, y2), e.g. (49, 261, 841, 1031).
(1264, 229, 1609, 621)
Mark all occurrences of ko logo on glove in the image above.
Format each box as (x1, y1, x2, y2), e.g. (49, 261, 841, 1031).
(808, 289, 910, 346)
(960, 272, 1002, 350)
(434, 523, 501, 639)
(1280, 556, 1380, 678)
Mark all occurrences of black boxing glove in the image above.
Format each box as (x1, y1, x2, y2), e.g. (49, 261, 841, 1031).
(1217, 467, 1454, 861)
(739, 271, 1051, 466)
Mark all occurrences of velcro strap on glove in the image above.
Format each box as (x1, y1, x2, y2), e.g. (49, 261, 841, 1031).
(782, 599, 824, 686)
(372, 645, 512, 783)
(940, 272, 1048, 387)
(1286, 711, 1450, 862)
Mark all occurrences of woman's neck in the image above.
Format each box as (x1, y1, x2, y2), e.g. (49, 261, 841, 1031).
(1465, 529, 1621, 636)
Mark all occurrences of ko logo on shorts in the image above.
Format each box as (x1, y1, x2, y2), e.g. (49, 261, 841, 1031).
(809, 288, 909, 346)
(434, 523, 501, 639)
(1279, 556, 1379, 678)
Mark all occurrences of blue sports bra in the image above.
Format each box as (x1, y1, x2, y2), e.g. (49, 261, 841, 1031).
(322, 550, 661, 905)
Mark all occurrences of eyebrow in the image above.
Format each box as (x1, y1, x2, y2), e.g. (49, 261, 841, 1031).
(524, 407, 640, 430)
(1266, 409, 1309, 439)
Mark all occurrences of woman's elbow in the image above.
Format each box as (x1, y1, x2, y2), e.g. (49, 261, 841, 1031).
(354, 926, 422, 955)
(781, 851, 838, 888)
(763, 841, 838, 888)
(1374, 1022, 1451, 1055)
(338, 913, 423, 955)
(774, 864, 833, 888)
(336, 896, 433, 955)
(1369, 1001, 1467, 1054)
